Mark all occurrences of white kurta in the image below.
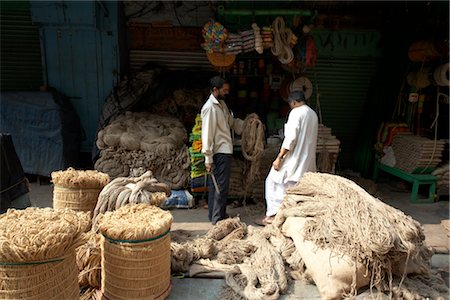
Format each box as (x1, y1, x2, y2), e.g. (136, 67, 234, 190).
(265, 105, 318, 216)
(267, 105, 318, 184)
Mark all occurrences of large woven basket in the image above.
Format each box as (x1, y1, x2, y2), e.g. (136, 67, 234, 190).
(53, 185, 102, 212)
(101, 231, 172, 300)
(0, 251, 79, 300)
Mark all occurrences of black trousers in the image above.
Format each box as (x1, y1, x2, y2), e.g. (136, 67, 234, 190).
(208, 153, 232, 225)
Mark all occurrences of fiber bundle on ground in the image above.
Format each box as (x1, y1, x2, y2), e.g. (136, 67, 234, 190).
(76, 231, 102, 289)
(247, 144, 279, 202)
(95, 111, 190, 189)
(392, 133, 445, 173)
(97, 203, 173, 300)
(0, 207, 90, 300)
(272, 172, 448, 299)
(92, 171, 170, 222)
(169, 174, 448, 299)
(52, 167, 110, 212)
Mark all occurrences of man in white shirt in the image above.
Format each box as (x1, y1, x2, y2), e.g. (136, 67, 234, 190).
(256, 90, 318, 226)
(201, 76, 244, 225)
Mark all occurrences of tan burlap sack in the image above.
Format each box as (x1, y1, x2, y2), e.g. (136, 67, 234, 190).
(282, 217, 371, 299)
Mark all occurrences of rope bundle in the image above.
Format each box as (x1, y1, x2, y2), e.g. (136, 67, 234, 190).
(0, 207, 90, 262)
(52, 168, 110, 212)
(95, 112, 190, 189)
(271, 17, 295, 65)
(241, 114, 265, 195)
(0, 207, 90, 300)
(92, 171, 170, 222)
(97, 203, 172, 241)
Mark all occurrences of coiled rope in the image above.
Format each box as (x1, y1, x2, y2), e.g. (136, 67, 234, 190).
(241, 115, 265, 197)
(271, 17, 294, 65)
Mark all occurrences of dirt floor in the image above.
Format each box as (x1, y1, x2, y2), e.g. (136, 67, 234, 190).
(25, 174, 449, 299)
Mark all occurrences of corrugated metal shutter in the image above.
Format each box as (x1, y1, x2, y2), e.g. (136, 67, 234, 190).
(306, 57, 379, 170)
(1, 1, 43, 91)
(129, 50, 213, 71)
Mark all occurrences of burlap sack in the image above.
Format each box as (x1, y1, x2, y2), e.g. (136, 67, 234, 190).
(282, 217, 371, 300)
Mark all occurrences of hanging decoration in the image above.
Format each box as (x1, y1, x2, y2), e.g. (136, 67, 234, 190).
(201, 19, 228, 53)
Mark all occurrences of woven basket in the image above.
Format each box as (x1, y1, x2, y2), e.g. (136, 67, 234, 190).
(101, 232, 172, 300)
(0, 251, 79, 300)
(207, 52, 235, 72)
(53, 185, 102, 212)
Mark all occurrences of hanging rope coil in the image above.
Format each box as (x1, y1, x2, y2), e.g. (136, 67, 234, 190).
(241, 115, 265, 195)
(271, 17, 294, 65)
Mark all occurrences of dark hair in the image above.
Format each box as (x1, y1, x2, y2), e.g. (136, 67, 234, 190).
(209, 76, 228, 91)
(287, 90, 306, 103)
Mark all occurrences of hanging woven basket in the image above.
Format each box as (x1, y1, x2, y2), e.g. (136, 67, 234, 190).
(207, 52, 236, 72)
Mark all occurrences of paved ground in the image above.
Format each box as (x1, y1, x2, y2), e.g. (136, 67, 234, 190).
(25, 175, 449, 299)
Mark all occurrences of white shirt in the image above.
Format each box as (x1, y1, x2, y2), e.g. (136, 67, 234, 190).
(268, 104, 318, 184)
(201, 94, 243, 164)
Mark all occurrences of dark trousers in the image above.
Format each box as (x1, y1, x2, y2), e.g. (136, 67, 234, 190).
(208, 153, 232, 225)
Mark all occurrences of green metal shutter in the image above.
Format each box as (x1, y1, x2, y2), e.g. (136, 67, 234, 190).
(1, 1, 43, 91)
(306, 57, 379, 170)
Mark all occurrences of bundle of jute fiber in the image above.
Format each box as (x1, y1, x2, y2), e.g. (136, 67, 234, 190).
(52, 167, 110, 212)
(76, 230, 102, 289)
(92, 170, 170, 222)
(219, 226, 289, 300)
(171, 237, 217, 273)
(0, 207, 90, 300)
(97, 203, 173, 300)
(271, 172, 446, 299)
(241, 114, 265, 194)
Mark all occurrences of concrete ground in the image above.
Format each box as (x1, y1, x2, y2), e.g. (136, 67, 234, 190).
(25, 175, 449, 299)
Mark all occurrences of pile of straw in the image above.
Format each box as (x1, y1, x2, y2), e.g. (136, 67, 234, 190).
(0, 207, 90, 262)
(97, 203, 172, 241)
(51, 167, 110, 189)
(93, 171, 170, 221)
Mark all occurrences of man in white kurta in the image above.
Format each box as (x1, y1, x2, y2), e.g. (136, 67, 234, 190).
(257, 90, 318, 225)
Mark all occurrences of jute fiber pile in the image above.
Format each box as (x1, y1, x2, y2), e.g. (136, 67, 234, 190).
(92, 170, 170, 222)
(97, 203, 173, 300)
(0, 207, 90, 300)
(52, 167, 110, 212)
(272, 172, 448, 299)
(169, 173, 449, 299)
(95, 111, 190, 189)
